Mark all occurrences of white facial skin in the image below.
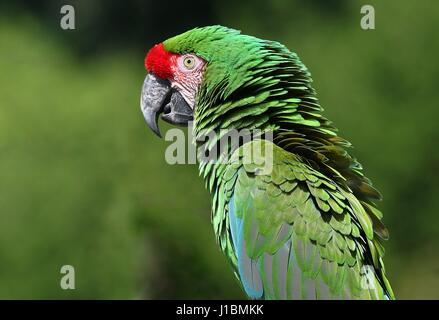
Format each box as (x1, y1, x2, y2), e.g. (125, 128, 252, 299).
(170, 54, 205, 109)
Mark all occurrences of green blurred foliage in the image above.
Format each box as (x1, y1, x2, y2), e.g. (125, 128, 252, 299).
(0, 0, 438, 299)
(0, 15, 243, 299)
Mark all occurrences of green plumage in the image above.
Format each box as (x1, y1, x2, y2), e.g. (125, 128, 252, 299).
(163, 26, 394, 299)
(220, 141, 393, 299)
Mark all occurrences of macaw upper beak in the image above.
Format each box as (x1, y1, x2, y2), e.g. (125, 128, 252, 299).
(140, 73, 193, 137)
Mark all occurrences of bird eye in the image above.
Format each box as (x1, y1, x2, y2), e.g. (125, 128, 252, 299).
(177, 54, 203, 73)
(183, 56, 196, 69)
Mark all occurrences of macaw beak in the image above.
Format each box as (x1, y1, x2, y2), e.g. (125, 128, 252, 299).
(140, 73, 193, 138)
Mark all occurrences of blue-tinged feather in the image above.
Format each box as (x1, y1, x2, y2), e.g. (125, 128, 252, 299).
(229, 195, 263, 299)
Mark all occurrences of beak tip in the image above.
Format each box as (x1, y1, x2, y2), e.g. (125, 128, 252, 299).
(143, 112, 162, 138)
(153, 128, 162, 138)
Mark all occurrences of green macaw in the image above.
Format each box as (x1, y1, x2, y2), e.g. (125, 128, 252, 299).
(140, 26, 394, 300)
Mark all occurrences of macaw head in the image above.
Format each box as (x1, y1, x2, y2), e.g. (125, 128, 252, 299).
(141, 39, 206, 137)
(141, 25, 287, 137)
(141, 25, 331, 148)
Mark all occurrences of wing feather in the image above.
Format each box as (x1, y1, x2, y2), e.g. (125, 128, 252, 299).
(222, 140, 394, 300)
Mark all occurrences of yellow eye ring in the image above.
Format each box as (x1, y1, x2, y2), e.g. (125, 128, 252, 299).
(183, 56, 196, 69)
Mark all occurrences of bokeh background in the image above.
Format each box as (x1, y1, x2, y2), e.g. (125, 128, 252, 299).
(0, 0, 438, 299)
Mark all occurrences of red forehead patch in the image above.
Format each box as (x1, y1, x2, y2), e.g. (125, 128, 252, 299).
(144, 43, 175, 79)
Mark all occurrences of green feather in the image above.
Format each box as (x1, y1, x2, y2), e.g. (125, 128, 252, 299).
(159, 26, 393, 300)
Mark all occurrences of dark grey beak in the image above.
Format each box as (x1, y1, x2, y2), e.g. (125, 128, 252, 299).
(140, 73, 193, 138)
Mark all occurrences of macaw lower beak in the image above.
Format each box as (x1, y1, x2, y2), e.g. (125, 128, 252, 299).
(140, 73, 193, 137)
